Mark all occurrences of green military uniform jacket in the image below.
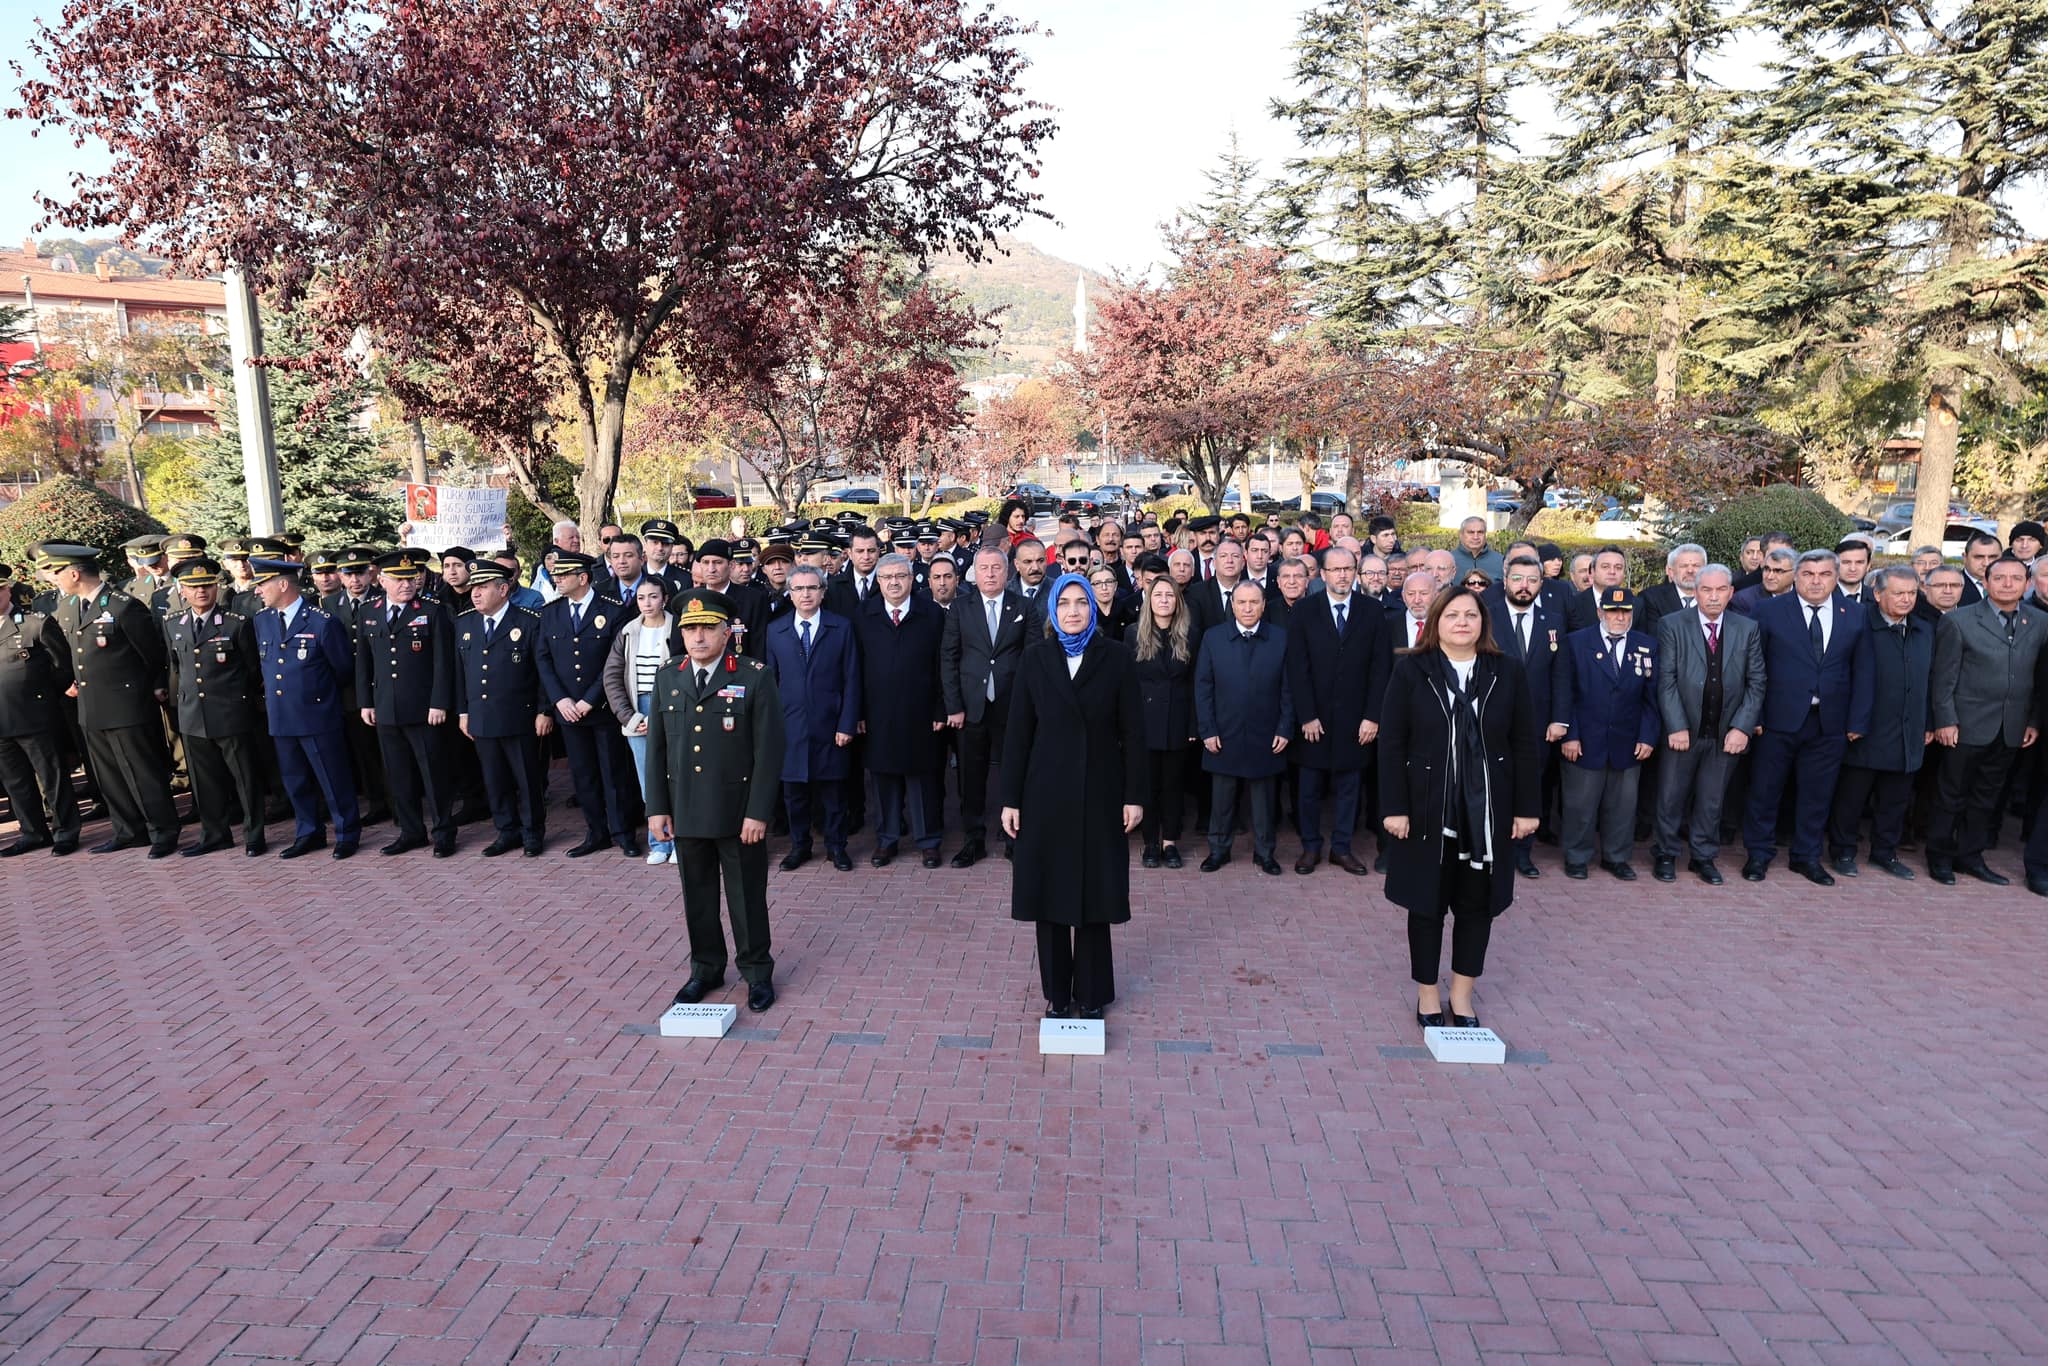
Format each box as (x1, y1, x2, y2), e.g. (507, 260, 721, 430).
(644, 652, 784, 838)
(164, 606, 261, 738)
(54, 584, 168, 731)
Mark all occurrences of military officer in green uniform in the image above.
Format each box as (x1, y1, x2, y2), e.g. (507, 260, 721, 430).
(0, 561, 81, 855)
(42, 543, 181, 856)
(645, 589, 785, 1014)
(163, 556, 267, 856)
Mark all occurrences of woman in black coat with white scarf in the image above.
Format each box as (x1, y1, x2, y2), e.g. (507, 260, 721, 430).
(1377, 585, 1542, 1030)
(1002, 574, 1146, 1018)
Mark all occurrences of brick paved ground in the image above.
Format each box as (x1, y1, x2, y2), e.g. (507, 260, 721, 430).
(5, 786, 2047, 1364)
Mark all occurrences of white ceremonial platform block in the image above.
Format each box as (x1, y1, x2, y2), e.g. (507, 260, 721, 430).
(659, 1003, 738, 1038)
(1424, 1025, 1507, 1065)
(1039, 1017, 1106, 1055)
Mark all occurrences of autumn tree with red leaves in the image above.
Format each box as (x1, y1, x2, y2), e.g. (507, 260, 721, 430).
(1073, 227, 1322, 509)
(16, 0, 1051, 541)
(965, 379, 1084, 489)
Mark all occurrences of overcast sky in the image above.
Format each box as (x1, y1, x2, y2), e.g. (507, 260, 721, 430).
(0, 0, 2034, 277)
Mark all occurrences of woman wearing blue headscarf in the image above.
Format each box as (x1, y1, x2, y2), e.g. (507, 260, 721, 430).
(1000, 572, 1147, 1018)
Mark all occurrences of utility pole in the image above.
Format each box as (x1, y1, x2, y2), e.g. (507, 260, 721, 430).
(223, 266, 283, 534)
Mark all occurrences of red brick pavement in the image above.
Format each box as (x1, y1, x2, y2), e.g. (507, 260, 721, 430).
(4, 797, 2048, 1363)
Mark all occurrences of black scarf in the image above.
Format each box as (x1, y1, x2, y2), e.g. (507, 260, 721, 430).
(1440, 655, 1492, 869)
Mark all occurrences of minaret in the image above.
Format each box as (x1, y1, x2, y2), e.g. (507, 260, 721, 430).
(1072, 273, 1088, 354)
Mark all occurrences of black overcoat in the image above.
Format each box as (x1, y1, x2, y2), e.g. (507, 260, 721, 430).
(1001, 636, 1145, 927)
(1131, 639, 1198, 752)
(852, 595, 947, 774)
(1376, 651, 1542, 918)
(1844, 604, 1934, 774)
(1284, 592, 1391, 771)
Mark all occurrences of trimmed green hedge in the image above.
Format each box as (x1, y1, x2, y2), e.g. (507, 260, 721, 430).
(1691, 485, 1854, 569)
(0, 477, 167, 577)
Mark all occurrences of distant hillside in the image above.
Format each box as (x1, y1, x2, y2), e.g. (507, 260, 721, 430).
(927, 235, 1109, 379)
(21, 236, 174, 278)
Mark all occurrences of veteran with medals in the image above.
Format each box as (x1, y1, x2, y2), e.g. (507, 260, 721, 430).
(645, 590, 785, 1015)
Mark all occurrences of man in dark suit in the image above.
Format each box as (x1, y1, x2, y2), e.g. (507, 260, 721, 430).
(1730, 547, 1796, 618)
(1651, 564, 1765, 884)
(1196, 581, 1295, 874)
(356, 550, 461, 858)
(1742, 549, 1873, 884)
(1555, 587, 1661, 879)
(765, 565, 861, 871)
(44, 543, 180, 856)
(1565, 547, 1632, 632)
(163, 557, 264, 857)
(855, 554, 949, 867)
(1957, 532, 2001, 606)
(537, 549, 637, 857)
(825, 526, 884, 619)
(1833, 538, 1876, 608)
(1482, 555, 1567, 876)
(1925, 554, 2045, 884)
(940, 545, 1036, 866)
(1284, 546, 1388, 875)
(1187, 537, 1249, 637)
(1732, 531, 1794, 592)
(1830, 566, 1933, 880)
(1638, 543, 1707, 632)
(0, 568, 81, 856)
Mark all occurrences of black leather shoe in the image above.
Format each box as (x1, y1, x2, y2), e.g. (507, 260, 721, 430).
(1045, 1002, 1074, 1019)
(482, 837, 518, 857)
(1200, 852, 1230, 872)
(1331, 851, 1370, 876)
(1257, 856, 1283, 875)
(278, 834, 326, 860)
(1142, 845, 1161, 868)
(1689, 858, 1724, 885)
(1789, 861, 1834, 886)
(921, 848, 942, 868)
(88, 838, 140, 855)
(566, 838, 605, 858)
(244, 838, 266, 858)
(780, 847, 812, 871)
(1652, 856, 1676, 883)
(747, 981, 776, 1013)
(1564, 862, 1587, 879)
(1742, 858, 1768, 882)
(617, 838, 641, 858)
(51, 839, 79, 856)
(1927, 860, 1956, 885)
(1294, 850, 1319, 874)
(1601, 860, 1637, 881)
(181, 838, 232, 858)
(1450, 1011, 1481, 1028)
(381, 835, 427, 857)
(674, 976, 722, 1005)
(433, 841, 457, 858)
(829, 849, 853, 871)
(1078, 1005, 1105, 1020)
(871, 844, 898, 868)
(523, 843, 544, 857)
(1372, 850, 1389, 873)
(1516, 851, 1541, 878)
(1416, 1008, 1447, 1028)
(1958, 858, 2010, 886)
(950, 841, 983, 869)
(1870, 857, 1915, 880)
(0, 838, 49, 858)
(1831, 855, 1860, 878)
(2029, 876, 2048, 898)
(1162, 846, 1184, 869)
(331, 841, 358, 860)
(148, 841, 180, 859)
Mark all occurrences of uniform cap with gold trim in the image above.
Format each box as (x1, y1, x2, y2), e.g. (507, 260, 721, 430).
(465, 560, 511, 585)
(173, 556, 224, 587)
(375, 549, 427, 578)
(163, 533, 209, 564)
(675, 589, 736, 627)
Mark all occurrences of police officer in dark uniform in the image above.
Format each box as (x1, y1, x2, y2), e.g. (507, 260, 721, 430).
(645, 590, 785, 1014)
(251, 557, 362, 859)
(357, 549, 460, 857)
(43, 543, 181, 856)
(454, 560, 553, 855)
(163, 556, 267, 856)
(0, 563, 81, 855)
(536, 548, 638, 857)
(639, 520, 693, 598)
(322, 544, 389, 824)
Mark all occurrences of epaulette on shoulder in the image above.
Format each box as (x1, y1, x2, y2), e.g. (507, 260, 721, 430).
(741, 655, 767, 671)
(515, 606, 541, 618)
(454, 606, 481, 620)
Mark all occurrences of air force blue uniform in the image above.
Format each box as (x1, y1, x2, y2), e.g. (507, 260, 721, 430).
(255, 600, 361, 845)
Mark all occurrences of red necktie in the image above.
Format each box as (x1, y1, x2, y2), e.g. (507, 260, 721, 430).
(1706, 621, 1719, 654)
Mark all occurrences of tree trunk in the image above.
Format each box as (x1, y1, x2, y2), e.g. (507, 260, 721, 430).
(1298, 442, 1319, 512)
(1911, 388, 1961, 552)
(123, 438, 147, 514)
(573, 379, 630, 545)
(407, 416, 430, 485)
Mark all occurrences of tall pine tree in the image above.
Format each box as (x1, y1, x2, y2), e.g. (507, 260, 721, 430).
(1745, 0, 2048, 541)
(184, 308, 401, 545)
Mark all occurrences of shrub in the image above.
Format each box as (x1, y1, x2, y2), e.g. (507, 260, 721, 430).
(1691, 485, 1853, 570)
(0, 476, 166, 576)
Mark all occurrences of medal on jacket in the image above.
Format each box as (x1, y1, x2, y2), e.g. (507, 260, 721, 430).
(95, 633, 108, 648)
(723, 716, 735, 731)
(297, 646, 308, 661)
(411, 637, 423, 652)
(215, 646, 227, 663)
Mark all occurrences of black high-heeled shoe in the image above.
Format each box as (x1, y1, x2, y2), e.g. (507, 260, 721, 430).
(1450, 1011, 1481, 1028)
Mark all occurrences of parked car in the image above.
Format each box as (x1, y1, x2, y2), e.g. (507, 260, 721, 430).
(1006, 482, 1062, 515)
(822, 486, 881, 504)
(1485, 490, 1521, 514)
(1592, 506, 1646, 541)
(1877, 522, 1998, 558)
(687, 485, 737, 509)
(1307, 491, 1347, 516)
(1218, 489, 1288, 512)
(928, 485, 976, 504)
(1060, 489, 1113, 514)
(1882, 500, 1979, 525)
(1147, 476, 1196, 500)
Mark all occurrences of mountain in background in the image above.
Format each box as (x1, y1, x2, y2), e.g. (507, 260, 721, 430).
(21, 236, 173, 277)
(926, 234, 1108, 380)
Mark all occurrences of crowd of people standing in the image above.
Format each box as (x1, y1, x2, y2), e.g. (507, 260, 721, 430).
(3, 496, 2043, 1026)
